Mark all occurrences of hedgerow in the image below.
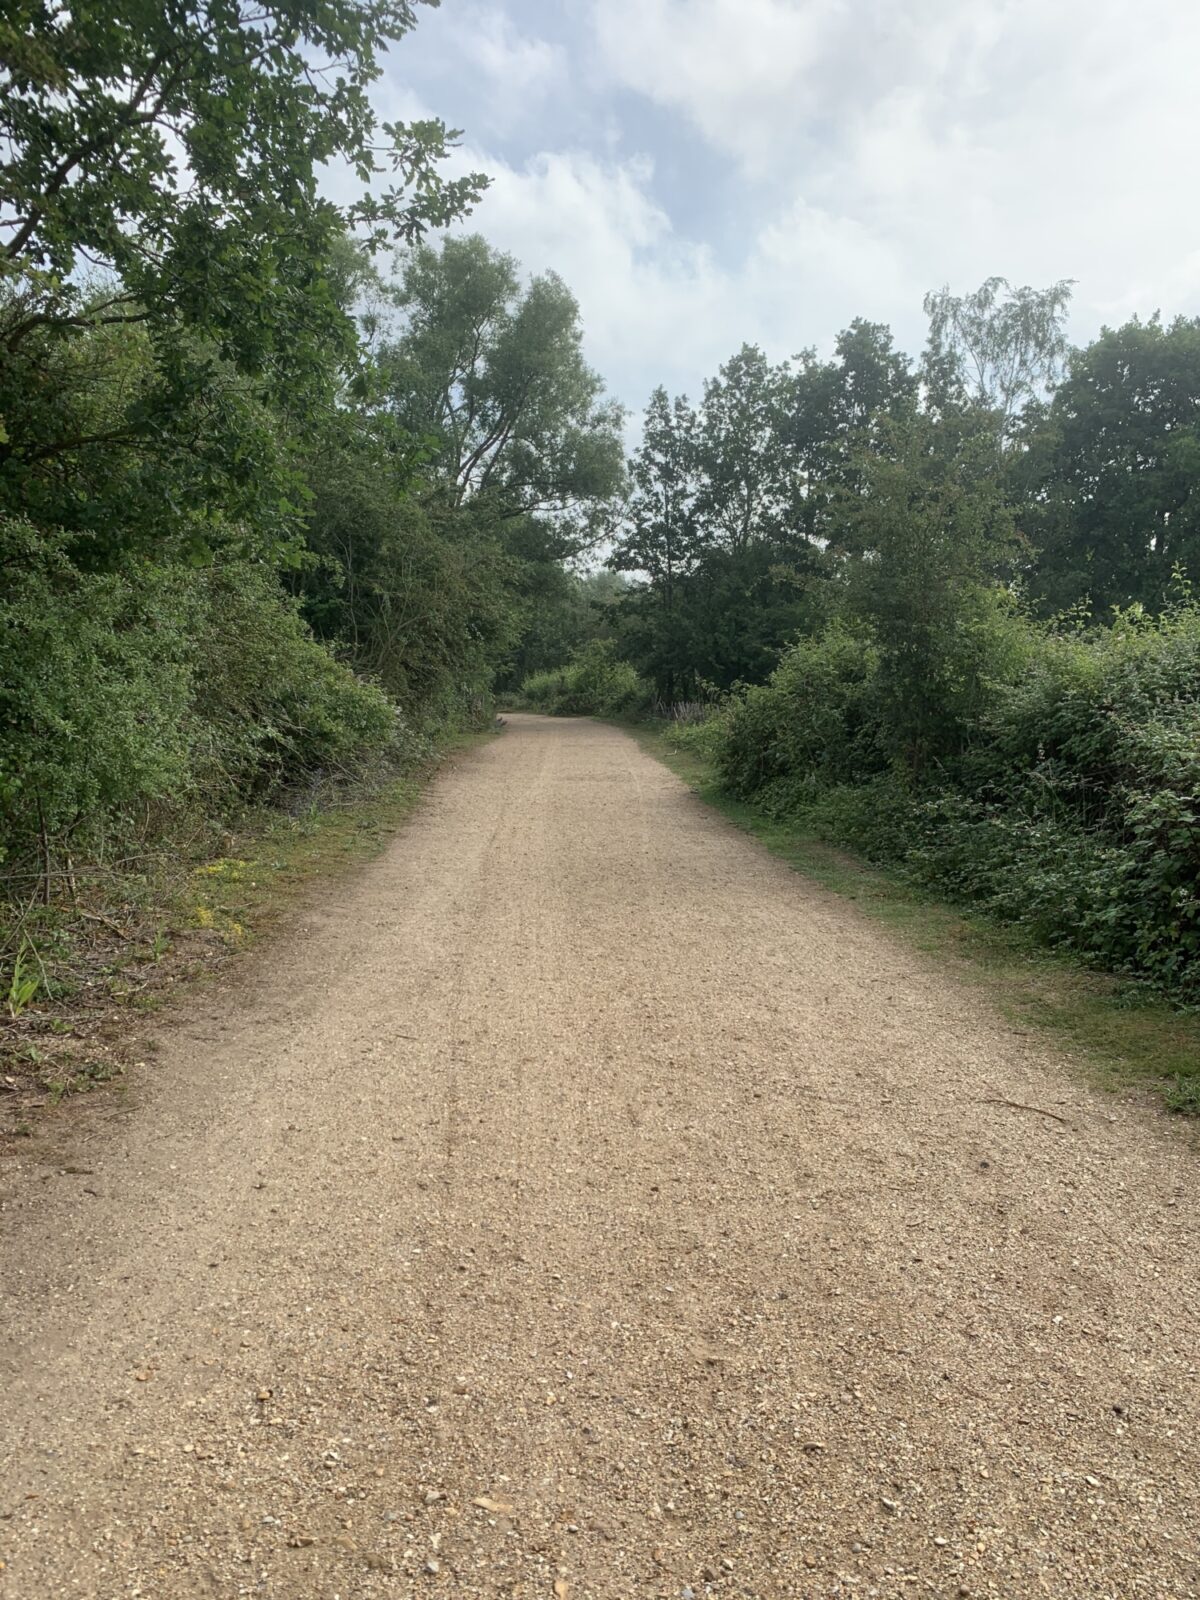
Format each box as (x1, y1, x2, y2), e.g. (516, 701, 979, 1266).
(716, 602, 1200, 1002)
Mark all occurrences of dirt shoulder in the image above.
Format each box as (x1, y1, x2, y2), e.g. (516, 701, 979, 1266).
(0, 736, 490, 1140)
(1, 714, 1197, 1598)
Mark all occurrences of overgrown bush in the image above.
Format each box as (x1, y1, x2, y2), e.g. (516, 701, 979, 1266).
(188, 564, 400, 801)
(660, 706, 731, 765)
(712, 601, 1200, 1002)
(718, 618, 885, 801)
(0, 523, 402, 882)
(520, 640, 650, 717)
(0, 524, 196, 874)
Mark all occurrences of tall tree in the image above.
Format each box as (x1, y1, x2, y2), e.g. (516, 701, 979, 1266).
(298, 236, 627, 711)
(923, 276, 1074, 432)
(786, 318, 916, 546)
(298, 429, 523, 715)
(838, 403, 1017, 774)
(612, 354, 822, 698)
(1022, 315, 1200, 613)
(0, 0, 486, 499)
(608, 386, 701, 698)
(380, 235, 625, 542)
(612, 386, 699, 605)
(692, 344, 798, 552)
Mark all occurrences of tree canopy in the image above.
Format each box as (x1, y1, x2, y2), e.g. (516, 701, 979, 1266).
(379, 235, 625, 542)
(0, 0, 487, 493)
(1022, 316, 1200, 613)
(923, 275, 1074, 429)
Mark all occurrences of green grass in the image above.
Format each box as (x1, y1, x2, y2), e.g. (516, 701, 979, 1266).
(630, 720, 1200, 1116)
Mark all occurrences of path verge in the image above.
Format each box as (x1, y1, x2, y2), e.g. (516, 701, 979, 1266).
(629, 718, 1200, 1118)
(0, 728, 496, 1138)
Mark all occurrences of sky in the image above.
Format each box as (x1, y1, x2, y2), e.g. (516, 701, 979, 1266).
(372, 0, 1200, 424)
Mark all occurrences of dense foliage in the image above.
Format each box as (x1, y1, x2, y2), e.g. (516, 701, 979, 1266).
(0, 5, 624, 917)
(715, 600, 1200, 1001)
(520, 639, 649, 719)
(4, 3, 1198, 1017)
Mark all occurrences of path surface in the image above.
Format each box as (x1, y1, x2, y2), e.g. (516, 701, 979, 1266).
(2, 715, 1198, 1600)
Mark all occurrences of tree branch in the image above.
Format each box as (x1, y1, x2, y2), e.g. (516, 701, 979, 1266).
(5, 47, 176, 263)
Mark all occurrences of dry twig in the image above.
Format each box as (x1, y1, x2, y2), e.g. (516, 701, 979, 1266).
(982, 1095, 1072, 1127)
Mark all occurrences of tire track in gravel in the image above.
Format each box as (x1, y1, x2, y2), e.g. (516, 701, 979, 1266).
(1, 713, 1198, 1599)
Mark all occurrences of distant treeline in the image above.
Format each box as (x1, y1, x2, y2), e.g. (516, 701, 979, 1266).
(523, 285, 1200, 1003)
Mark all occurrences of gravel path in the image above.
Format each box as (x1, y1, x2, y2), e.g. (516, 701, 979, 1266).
(2, 714, 1198, 1599)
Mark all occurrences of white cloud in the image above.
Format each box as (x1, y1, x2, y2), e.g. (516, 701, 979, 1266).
(355, 0, 1200, 418)
(453, 147, 732, 409)
(750, 200, 914, 346)
(591, 0, 844, 179)
(455, 8, 567, 131)
(589, 0, 1200, 352)
(457, 149, 921, 412)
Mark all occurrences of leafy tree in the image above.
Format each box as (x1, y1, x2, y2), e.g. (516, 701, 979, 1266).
(923, 276, 1074, 431)
(656, 542, 816, 691)
(692, 344, 798, 552)
(786, 318, 917, 546)
(613, 350, 824, 697)
(609, 384, 704, 698)
(494, 547, 629, 692)
(612, 386, 699, 603)
(379, 235, 625, 541)
(837, 403, 1017, 773)
(1021, 316, 1200, 613)
(0, 0, 486, 541)
(0, 0, 506, 893)
(0, 0, 484, 367)
(0, 309, 306, 569)
(295, 234, 627, 718)
(296, 418, 523, 721)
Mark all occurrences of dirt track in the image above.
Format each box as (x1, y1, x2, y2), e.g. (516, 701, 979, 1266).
(2, 714, 1198, 1599)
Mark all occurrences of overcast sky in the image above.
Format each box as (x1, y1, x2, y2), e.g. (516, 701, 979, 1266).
(377, 0, 1200, 422)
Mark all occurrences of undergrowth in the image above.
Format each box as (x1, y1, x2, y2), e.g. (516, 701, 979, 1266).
(632, 717, 1200, 1118)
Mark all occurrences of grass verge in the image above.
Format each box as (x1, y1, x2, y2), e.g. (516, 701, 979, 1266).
(1, 727, 496, 1135)
(629, 720, 1200, 1117)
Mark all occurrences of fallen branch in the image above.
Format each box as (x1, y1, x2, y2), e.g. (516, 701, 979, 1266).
(982, 1096, 1072, 1127)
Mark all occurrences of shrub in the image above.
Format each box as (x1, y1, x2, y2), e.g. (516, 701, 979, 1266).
(0, 525, 197, 872)
(718, 618, 884, 798)
(661, 706, 731, 765)
(520, 640, 650, 717)
(0, 524, 403, 879)
(706, 599, 1200, 1002)
(188, 564, 400, 802)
